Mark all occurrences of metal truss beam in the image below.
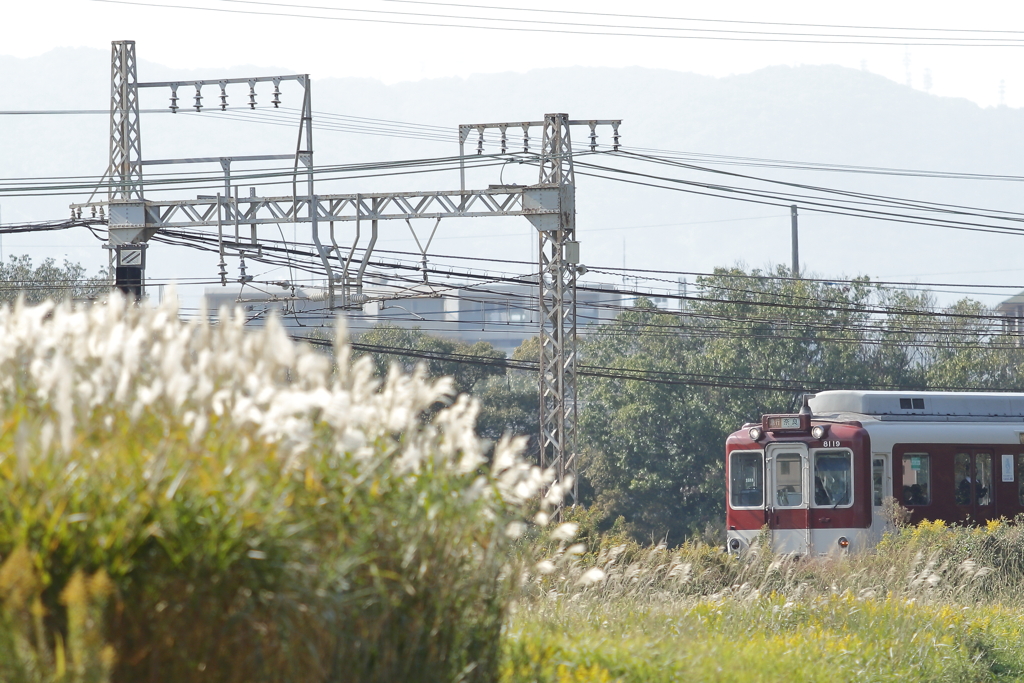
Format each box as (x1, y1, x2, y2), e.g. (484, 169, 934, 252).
(71, 187, 547, 228)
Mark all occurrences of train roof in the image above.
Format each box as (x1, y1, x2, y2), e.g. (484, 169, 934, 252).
(809, 390, 1024, 422)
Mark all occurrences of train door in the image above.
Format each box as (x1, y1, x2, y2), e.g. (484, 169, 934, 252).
(954, 449, 995, 523)
(869, 454, 891, 543)
(766, 443, 810, 554)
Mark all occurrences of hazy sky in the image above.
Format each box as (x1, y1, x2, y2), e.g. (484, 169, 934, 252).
(5, 0, 1024, 106)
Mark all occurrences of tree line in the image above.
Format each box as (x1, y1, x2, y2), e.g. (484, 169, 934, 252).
(359, 266, 1024, 543)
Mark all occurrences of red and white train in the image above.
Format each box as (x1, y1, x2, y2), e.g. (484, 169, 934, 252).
(725, 390, 1024, 554)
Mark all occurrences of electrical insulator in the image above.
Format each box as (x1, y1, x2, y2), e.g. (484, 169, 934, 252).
(169, 84, 179, 113)
(238, 254, 253, 283)
(522, 123, 530, 153)
(612, 122, 620, 151)
(272, 79, 281, 108)
(76, 207, 82, 219)
(248, 80, 257, 109)
(91, 206, 97, 218)
(499, 125, 507, 154)
(99, 206, 105, 219)
(589, 122, 598, 152)
(219, 81, 228, 110)
(194, 84, 203, 112)
(476, 126, 484, 155)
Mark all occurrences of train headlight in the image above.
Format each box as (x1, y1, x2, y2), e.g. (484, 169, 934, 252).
(837, 536, 850, 549)
(748, 427, 764, 441)
(811, 425, 827, 440)
(729, 538, 742, 552)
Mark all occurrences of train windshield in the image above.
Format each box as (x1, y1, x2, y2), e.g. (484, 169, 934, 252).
(814, 450, 852, 506)
(730, 451, 764, 508)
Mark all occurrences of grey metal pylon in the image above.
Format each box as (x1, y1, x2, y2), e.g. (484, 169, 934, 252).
(108, 40, 142, 201)
(537, 113, 578, 509)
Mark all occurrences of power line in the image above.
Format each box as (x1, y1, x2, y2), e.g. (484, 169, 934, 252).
(574, 163, 1024, 238)
(88, 0, 1024, 47)
(0, 109, 175, 115)
(156, 227, 1024, 338)
(295, 337, 1008, 394)
(377, 0, 1024, 37)
(620, 146, 1024, 183)
(215, 0, 1024, 43)
(613, 151, 1024, 221)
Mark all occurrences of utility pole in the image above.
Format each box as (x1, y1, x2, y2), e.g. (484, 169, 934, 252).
(107, 40, 147, 300)
(791, 204, 800, 278)
(73, 42, 620, 514)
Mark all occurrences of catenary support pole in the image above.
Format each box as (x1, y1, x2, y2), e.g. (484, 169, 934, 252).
(791, 204, 800, 278)
(537, 113, 579, 514)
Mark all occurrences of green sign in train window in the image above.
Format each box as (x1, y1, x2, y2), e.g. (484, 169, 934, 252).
(902, 454, 930, 506)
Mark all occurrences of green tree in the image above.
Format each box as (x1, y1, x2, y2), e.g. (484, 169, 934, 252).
(354, 325, 539, 451)
(577, 265, 1003, 543)
(924, 298, 1024, 390)
(355, 324, 505, 395)
(0, 255, 107, 305)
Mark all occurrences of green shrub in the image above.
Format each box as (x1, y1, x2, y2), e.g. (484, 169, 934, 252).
(0, 295, 551, 683)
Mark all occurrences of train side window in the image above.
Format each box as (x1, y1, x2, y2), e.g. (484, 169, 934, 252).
(954, 453, 970, 505)
(956, 452, 992, 506)
(1018, 455, 1024, 506)
(730, 451, 764, 508)
(976, 454, 993, 506)
(813, 450, 852, 507)
(902, 454, 931, 505)
(872, 458, 885, 507)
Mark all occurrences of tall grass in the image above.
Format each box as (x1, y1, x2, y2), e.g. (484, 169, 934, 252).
(505, 521, 1024, 682)
(0, 294, 558, 682)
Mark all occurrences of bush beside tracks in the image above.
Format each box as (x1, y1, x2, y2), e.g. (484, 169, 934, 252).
(0, 295, 552, 683)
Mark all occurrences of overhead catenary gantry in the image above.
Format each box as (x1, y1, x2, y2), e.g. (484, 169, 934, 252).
(71, 40, 622, 511)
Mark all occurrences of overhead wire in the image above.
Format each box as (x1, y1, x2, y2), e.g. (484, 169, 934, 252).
(153, 226, 1024, 343)
(292, 336, 1008, 394)
(375, 0, 1024, 37)
(612, 150, 1024, 221)
(89, 0, 1024, 47)
(618, 146, 1024, 183)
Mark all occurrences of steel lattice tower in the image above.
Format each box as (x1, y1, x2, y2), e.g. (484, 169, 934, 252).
(81, 45, 618, 506)
(108, 40, 142, 201)
(537, 113, 578, 508)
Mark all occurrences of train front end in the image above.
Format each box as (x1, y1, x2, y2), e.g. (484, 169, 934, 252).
(726, 406, 872, 555)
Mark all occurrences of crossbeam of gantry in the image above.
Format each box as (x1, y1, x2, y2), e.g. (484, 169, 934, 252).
(70, 187, 546, 229)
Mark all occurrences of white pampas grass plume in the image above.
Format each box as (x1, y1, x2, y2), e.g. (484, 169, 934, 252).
(576, 567, 607, 587)
(551, 523, 579, 543)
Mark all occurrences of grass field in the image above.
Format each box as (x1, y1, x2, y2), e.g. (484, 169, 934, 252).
(504, 521, 1024, 682)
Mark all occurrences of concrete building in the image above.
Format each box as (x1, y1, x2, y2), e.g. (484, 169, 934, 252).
(202, 277, 623, 355)
(996, 290, 1024, 335)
